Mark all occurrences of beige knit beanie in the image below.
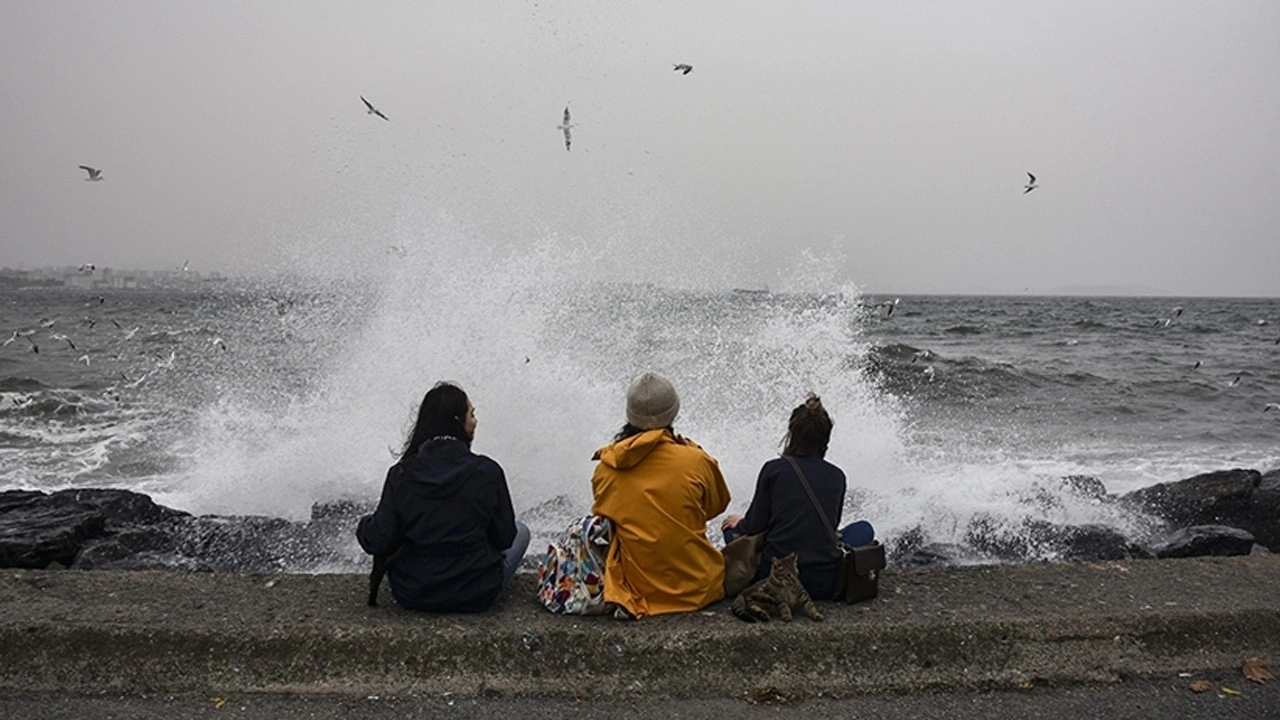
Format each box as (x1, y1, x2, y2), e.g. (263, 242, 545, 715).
(625, 371, 680, 430)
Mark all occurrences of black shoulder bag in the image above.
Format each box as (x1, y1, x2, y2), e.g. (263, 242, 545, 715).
(783, 455, 885, 603)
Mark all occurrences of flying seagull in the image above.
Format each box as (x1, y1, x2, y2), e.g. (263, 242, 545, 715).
(1023, 172, 1038, 194)
(79, 165, 103, 181)
(361, 96, 389, 121)
(78, 264, 96, 273)
(557, 107, 574, 151)
(49, 333, 76, 351)
(673, 63, 693, 75)
(879, 298, 900, 318)
(1264, 403, 1280, 413)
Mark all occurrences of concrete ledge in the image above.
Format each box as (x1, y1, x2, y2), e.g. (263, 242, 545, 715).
(2, 556, 1278, 698)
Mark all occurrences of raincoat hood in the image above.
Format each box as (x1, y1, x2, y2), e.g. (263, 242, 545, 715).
(594, 429, 671, 470)
(398, 437, 482, 498)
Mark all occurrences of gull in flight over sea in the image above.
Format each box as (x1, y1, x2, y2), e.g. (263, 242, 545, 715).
(557, 107, 574, 151)
(79, 166, 103, 181)
(673, 63, 693, 75)
(361, 96, 389, 121)
(1023, 172, 1038, 194)
(879, 298, 900, 318)
(78, 354, 91, 366)
(1227, 374, 1242, 387)
(1265, 403, 1280, 413)
(48, 333, 76, 351)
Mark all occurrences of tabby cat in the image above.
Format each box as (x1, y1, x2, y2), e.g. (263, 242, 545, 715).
(730, 552, 824, 622)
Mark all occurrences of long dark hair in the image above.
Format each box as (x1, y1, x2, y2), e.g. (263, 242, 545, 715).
(401, 382, 470, 459)
(782, 393, 832, 458)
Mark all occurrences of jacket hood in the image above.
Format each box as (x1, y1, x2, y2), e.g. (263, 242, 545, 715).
(398, 438, 482, 497)
(594, 428, 671, 470)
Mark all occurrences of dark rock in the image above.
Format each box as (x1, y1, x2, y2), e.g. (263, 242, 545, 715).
(310, 498, 374, 524)
(95, 551, 213, 572)
(897, 542, 979, 567)
(0, 488, 194, 570)
(1121, 468, 1279, 551)
(1034, 522, 1154, 562)
(46, 488, 190, 528)
(965, 515, 1151, 562)
(0, 492, 106, 568)
(1059, 475, 1108, 500)
(887, 526, 927, 566)
(1120, 468, 1260, 525)
(1252, 544, 1273, 556)
(1151, 525, 1256, 559)
(72, 523, 186, 569)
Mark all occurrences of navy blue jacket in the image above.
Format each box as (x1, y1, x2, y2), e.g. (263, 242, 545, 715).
(357, 437, 517, 612)
(735, 455, 846, 601)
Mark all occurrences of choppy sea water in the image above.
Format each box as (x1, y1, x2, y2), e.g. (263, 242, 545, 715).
(2, 282, 1277, 570)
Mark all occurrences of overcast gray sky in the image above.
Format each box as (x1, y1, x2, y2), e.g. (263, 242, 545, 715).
(2, 1, 1278, 296)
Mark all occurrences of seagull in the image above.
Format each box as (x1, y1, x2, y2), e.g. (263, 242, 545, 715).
(361, 95, 389, 121)
(179, 260, 190, 273)
(1264, 403, 1280, 413)
(1192, 360, 1201, 369)
(557, 107, 574, 151)
(79, 264, 96, 273)
(49, 333, 76, 351)
(122, 326, 140, 340)
(1172, 306, 1184, 318)
(79, 166, 103, 181)
(1227, 375, 1242, 387)
(1154, 318, 1172, 328)
(1023, 172, 1038, 194)
(78, 354, 91, 366)
(673, 63, 693, 75)
(879, 298, 900, 317)
(211, 337, 228, 352)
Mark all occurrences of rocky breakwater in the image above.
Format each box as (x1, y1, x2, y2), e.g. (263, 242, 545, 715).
(888, 468, 1280, 567)
(2, 467, 1277, 573)
(0, 489, 367, 572)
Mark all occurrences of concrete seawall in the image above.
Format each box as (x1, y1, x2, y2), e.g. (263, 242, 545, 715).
(2, 556, 1277, 698)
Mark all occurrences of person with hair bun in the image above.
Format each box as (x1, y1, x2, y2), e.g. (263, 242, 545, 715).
(590, 371, 732, 619)
(721, 394, 874, 601)
(357, 382, 529, 612)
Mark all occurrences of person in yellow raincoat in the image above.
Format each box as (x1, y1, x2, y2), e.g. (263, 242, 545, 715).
(591, 371, 731, 619)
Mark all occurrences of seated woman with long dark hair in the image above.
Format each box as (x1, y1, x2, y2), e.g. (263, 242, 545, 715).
(721, 394, 874, 601)
(357, 382, 530, 612)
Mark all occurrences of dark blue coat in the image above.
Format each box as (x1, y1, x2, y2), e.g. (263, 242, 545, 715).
(735, 455, 846, 601)
(357, 437, 517, 612)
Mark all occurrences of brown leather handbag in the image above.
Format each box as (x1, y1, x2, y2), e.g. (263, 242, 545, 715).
(722, 532, 765, 597)
(784, 456, 885, 603)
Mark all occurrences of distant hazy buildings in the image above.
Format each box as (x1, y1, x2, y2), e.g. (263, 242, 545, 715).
(0, 266, 225, 290)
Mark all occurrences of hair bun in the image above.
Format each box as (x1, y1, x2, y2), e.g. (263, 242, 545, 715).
(804, 393, 823, 411)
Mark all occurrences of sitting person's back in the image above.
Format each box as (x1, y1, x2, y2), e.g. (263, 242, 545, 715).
(591, 371, 731, 619)
(722, 394, 873, 601)
(357, 382, 529, 612)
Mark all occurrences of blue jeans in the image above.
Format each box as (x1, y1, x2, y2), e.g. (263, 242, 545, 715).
(723, 520, 875, 547)
(501, 520, 532, 592)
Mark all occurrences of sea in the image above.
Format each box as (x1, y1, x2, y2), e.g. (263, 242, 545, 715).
(2, 279, 1278, 571)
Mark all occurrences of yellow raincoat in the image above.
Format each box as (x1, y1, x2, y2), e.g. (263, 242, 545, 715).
(591, 429, 731, 618)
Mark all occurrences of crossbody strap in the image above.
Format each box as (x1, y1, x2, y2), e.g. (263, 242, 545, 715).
(782, 455, 841, 547)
